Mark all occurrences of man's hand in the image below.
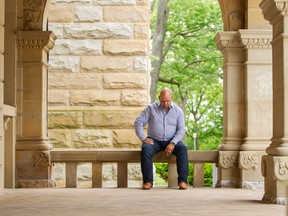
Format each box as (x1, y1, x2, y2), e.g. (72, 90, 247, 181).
(142, 138, 154, 145)
(165, 143, 175, 157)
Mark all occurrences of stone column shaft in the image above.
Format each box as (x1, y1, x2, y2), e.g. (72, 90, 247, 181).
(260, 0, 288, 204)
(16, 31, 55, 187)
(215, 32, 245, 187)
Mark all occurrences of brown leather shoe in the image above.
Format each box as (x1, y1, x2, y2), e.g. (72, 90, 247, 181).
(143, 182, 153, 190)
(178, 182, 188, 190)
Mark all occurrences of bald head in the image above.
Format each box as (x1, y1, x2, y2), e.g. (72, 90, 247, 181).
(158, 88, 173, 111)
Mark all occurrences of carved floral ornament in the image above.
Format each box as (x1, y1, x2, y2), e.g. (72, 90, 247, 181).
(33, 152, 51, 167)
(218, 151, 238, 169)
(239, 152, 258, 170)
(274, 157, 288, 181)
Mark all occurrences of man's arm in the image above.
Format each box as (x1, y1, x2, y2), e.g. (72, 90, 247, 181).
(170, 108, 186, 144)
(134, 106, 150, 142)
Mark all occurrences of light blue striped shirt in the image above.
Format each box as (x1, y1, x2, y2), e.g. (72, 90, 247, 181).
(134, 102, 186, 144)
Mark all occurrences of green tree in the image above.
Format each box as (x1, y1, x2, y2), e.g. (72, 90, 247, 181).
(151, 0, 223, 150)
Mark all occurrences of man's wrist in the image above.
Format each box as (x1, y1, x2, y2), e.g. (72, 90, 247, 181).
(170, 142, 176, 146)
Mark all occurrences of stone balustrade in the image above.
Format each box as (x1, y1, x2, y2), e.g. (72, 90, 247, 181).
(51, 150, 218, 188)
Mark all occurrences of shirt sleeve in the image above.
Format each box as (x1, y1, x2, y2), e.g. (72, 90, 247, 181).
(170, 107, 186, 144)
(134, 106, 151, 142)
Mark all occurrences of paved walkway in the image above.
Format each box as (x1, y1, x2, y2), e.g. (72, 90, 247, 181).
(0, 187, 286, 216)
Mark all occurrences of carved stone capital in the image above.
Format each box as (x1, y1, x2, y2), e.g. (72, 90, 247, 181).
(260, 0, 288, 23)
(215, 32, 243, 51)
(239, 152, 260, 170)
(17, 31, 56, 51)
(218, 151, 238, 169)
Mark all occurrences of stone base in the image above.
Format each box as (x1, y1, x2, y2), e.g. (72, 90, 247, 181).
(16, 150, 53, 188)
(262, 155, 288, 205)
(239, 151, 266, 190)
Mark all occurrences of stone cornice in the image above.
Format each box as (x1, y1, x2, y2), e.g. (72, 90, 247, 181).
(17, 31, 56, 51)
(260, 0, 288, 23)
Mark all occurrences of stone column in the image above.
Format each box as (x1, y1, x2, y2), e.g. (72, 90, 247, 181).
(16, 31, 56, 188)
(260, 0, 288, 204)
(238, 29, 272, 189)
(215, 32, 245, 187)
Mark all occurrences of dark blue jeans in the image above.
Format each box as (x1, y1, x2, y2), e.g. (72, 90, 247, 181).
(141, 139, 188, 184)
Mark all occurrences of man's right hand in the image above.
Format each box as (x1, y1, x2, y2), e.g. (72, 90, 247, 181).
(142, 138, 154, 145)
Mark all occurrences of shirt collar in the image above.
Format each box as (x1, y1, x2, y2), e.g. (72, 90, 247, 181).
(157, 101, 174, 109)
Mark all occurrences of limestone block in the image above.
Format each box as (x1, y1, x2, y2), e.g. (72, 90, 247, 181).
(73, 129, 113, 148)
(103, 73, 147, 89)
(48, 111, 83, 129)
(83, 110, 139, 128)
(48, 73, 102, 90)
(121, 90, 147, 106)
(51, 39, 102, 56)
(70, 90, 120, 106)
(48, 90, 69, 106)
(81, 56, 133, 72)
(48, 23, 64, 39)
(51, 0, 92, 5)
(134, 23, 148, 39)
(75, 6, 102, 22)
(48, 6, 74, 23)
(128, 163, 142, 180)
(48, 129, 72, 148)
(133, 56, 149, 73)
(94, 0, 136, 5)
(113, 129, 141, 148)
(103, 40, 148, 56)
(49, 56, 80, 72)
(103, 6, 149, 22)
(63, 23, 133, 39)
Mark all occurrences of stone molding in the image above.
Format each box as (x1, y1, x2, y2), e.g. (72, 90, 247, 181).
(218, 151, 238, 169)
(238, 30, 272, 49)
(239, 152, 259, 170)
(17, 31, 56, 51)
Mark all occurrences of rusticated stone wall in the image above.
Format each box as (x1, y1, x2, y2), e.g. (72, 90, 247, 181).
(47, 0, 150, 186)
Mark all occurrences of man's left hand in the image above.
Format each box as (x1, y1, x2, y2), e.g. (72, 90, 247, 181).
(165, 143, 175, 157)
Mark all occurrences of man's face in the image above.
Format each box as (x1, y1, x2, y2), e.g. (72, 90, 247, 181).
(159, 92, 173, 110)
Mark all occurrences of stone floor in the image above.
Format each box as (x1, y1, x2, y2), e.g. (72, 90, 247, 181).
(0, 187, 286, 216)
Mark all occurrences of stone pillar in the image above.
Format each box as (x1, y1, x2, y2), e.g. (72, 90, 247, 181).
(16, 31, 56, 188)
(260, 0, 288, 204)
(215, 32, 245, 187)
(0, 0, 5, 191)
(238, 29, 272, 189)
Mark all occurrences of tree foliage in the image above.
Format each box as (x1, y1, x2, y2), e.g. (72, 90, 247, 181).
(150, 0, 223, 150)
